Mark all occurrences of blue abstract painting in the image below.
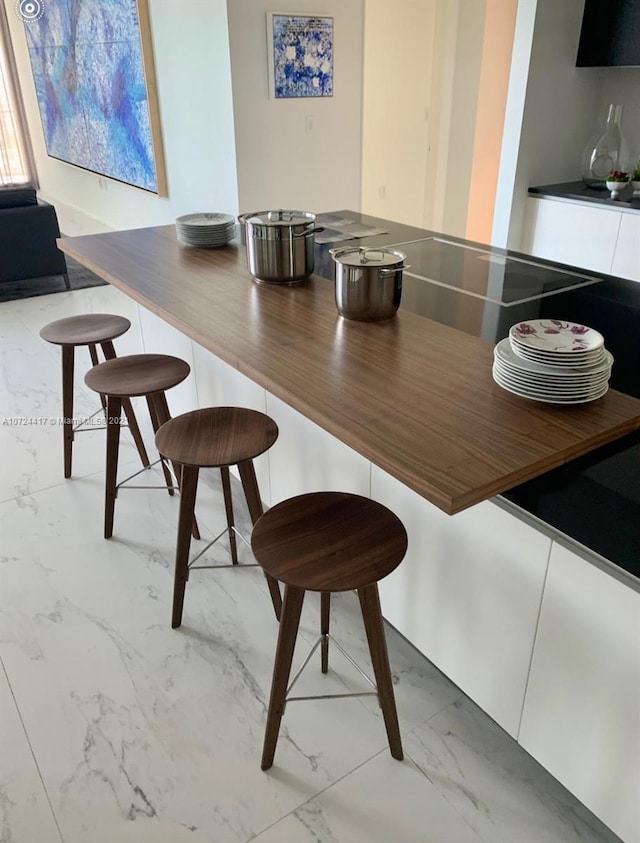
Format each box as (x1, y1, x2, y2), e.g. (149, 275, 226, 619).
(271, 15, 333, 99)
(25, 0, 161, 193)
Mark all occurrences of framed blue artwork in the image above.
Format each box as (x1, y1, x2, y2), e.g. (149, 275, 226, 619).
(24, 0, 166, 194)
(267, 14, 334, 99)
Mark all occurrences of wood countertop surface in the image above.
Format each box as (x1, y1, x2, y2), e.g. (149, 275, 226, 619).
(59, 224, 640, 515)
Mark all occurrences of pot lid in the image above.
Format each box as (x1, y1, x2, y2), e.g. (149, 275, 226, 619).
(331, 246, 407, 267)
(242, 209, 316, 227)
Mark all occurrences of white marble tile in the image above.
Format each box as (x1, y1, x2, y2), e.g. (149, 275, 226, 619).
(251, 750, 483, 843)
(2, 287, 100, 341)
(0, 658, 62, 843)
(405, 697, 623, 843)
(0, 479, 393, 843)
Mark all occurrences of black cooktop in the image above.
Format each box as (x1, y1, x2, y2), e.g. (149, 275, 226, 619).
(392, 237, 602, 304)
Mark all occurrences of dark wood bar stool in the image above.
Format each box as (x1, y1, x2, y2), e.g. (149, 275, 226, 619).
(84, 353, 191, 539)
(251, 491, 408, 770)
(154, 406, 282, 628)
(40, 313, 149, 478)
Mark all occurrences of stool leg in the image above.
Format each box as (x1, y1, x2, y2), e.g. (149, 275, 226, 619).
(88, 344, 107, 413)
(146, 393, 176, 497)
(238, 459, 282, 621)
(220, 466, 238, 565)
(321, 592, 330, 674)
(104, 395, 122, 539)
(101, 341, 150, 469)
(357, 584, 403, 761)
(151, 392, 200, 541)
(61, 345, 74, 478)
(172, 465, 199, 629)
(261, 584, 305, 770)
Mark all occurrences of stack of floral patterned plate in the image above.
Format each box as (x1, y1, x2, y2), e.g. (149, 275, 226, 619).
(175, 212, 236, 247)
(492, 319, 613, 404)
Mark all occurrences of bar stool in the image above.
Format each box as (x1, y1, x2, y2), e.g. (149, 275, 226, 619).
(84, 353, 191, 539)
(251, 491, 408, 770)
(40, 314, 149, 478)
(154, 406, 282, 628)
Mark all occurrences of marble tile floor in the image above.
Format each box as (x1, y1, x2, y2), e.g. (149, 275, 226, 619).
(0, 287, 623, 843)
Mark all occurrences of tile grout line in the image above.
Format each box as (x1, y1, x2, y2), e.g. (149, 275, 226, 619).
(244, 746, 390, 842)
(0, 655, 65, 843)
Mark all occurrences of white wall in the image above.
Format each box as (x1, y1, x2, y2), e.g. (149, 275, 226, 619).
(5, 0, 240, 234)
(226, 0, 364, 215)
(600, 68, 640, 169)
(360, 0, 436, 228)
(440, 1, 488, 237)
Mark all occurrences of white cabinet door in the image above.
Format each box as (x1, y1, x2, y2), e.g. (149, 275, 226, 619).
(265, 394, 371, 505)
(519, 542, 640, 843)
(611, 212, 640, 282)
(192, 342, 267, 412)
(371, 466, 552, 738)
(137, 305, 198, 418)
(521, 198, 621, 275)
(86, 284, 144, 357)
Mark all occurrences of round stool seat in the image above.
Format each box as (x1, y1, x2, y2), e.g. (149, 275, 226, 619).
(85, 353, 190, 397)
(251, 492, 408, 592)
(156, 407, 278, 468)
(40, 314, 131, 346)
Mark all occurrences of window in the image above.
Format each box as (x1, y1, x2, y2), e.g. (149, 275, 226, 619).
(0, 4, 36, 186)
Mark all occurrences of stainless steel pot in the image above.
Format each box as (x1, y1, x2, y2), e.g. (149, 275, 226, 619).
(237, 209, 319, 284)
(330, 246, 409, 321)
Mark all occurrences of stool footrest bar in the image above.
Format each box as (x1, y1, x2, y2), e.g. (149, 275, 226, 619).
(286, 633, 378, 701)
(188, 525, 252, 568)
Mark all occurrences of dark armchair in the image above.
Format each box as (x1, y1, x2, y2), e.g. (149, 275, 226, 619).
(0, 186, 69, 289)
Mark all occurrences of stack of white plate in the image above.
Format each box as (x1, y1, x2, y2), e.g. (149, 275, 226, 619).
(175, 212, 236, 248)
(492, 319, 613, 404)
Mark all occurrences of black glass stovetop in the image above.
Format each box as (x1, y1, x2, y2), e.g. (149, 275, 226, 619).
(393, 237, 602, 305)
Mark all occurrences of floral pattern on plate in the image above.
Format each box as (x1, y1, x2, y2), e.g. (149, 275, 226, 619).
(509, 319, 604, 354)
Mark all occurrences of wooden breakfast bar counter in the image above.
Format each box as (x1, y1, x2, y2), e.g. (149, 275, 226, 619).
(59, 223, 640, 515)
(59, 220, 639, 841)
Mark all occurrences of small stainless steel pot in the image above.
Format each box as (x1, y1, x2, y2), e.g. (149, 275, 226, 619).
(330, 246, 409, 321)
(238, 209, 320, 284)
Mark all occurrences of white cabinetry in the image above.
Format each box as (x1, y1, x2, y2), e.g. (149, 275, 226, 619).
(265, 394, 371, 505)
(611, 212, 640, 282)
(371, 466, 552, 738)
(136, 305, 198, 418)
(521, 198, 622, 275)
(518, 542, 640, 843)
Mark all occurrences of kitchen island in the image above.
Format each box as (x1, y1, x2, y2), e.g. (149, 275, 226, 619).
(57, 223, 640, 515)
(59, 214, 639, 843)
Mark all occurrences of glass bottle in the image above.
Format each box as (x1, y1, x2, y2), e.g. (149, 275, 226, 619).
(581, 104, 628, 190)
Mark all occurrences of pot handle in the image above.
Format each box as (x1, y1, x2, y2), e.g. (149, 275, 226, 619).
(329, 245, 350, 259)
(359, 248, 386, 263)
(292, 226, 324, 238)
(379, 264, 411, 274)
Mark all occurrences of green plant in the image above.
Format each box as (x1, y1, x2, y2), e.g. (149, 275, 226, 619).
(631, 162, 640, 181)
(607, 170, 629, 182)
